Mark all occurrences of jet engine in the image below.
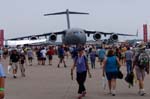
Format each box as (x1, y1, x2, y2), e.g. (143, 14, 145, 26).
(30, 36, 37, 40)
(109, 34, 118, 42)
(49, 34, 57, 42)
(93, 32, 101, 41)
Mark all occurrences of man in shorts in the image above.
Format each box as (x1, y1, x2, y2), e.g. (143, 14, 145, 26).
(132, 44, 149, 96)
(10, 48, 20, 78)
(57, 45, 67, 68)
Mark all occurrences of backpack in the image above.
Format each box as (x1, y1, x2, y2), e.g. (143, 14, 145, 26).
(75, 55, 87, 66)
(137, 52, 149, 69)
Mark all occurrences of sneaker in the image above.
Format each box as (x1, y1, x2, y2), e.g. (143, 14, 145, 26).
(13, 76, 17, 79)
(82, 91, 86, 97)
(112, 93, 116, 96)
(139, 91, 146, 96)
(111, 90, 116, 96)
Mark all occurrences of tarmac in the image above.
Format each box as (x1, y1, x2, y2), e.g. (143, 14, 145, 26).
(1, 55, 150, 99)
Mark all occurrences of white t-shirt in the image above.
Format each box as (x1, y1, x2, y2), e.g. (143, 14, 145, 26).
(40, 49, 47, 58)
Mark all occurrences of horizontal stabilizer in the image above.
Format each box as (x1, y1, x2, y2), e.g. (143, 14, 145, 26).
(44, 9, 89, 16)
(68, 11, 89, 15)
(44, 12, 67, 16)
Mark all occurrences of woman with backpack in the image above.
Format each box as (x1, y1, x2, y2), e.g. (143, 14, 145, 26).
(71, 47, 91, 99)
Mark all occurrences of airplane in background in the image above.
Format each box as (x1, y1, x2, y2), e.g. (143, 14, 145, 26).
(6, 9, 137, 46)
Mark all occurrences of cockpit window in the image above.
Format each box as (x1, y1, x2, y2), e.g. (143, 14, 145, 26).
(74, 31, 80, 35)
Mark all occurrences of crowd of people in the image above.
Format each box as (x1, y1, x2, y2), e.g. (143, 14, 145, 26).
(0, 42, 150, 99)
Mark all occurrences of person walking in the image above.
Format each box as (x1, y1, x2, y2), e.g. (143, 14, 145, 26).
(98, 47, 106, 67)
(125, 47, 133, 74)
(57, 45, 67, 68)
(132, 44, 149, 96)
(10, 48, 20, 78)
(47, 46, 54, 65)
(19, 52, 26, 77)
(27, 48, 34, 66)
(102, 49, 121, 96)
(71, 47, 91, 99)
(40, 47, 47, 65)
(89, 47, 96, 69)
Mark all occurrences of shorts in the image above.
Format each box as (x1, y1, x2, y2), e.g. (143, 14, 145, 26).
(59, 55, 64, 59)
(99, 58, 104, 62)
(12, 62, 18, 70)
(106, 72, 118, 80)
(28, 57, 33, 60)
(135, 66, 145, 80)
(37, 57, 41, 61)
(42, 57, 46, 61)
(48, 55, 52, 60)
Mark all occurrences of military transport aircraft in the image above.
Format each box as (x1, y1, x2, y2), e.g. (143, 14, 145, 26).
(6, 9, 137, 45)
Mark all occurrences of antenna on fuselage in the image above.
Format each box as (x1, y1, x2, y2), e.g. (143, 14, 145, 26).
(44, 9, 89, 29)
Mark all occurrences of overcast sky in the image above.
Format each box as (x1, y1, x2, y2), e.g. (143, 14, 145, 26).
(0, 0, 150, 41)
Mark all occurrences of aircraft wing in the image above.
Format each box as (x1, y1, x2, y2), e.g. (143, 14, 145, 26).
(84, 30, 137, 37)
(6, 31, 65, 40)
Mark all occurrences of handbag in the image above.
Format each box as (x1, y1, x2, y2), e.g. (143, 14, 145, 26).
(101, 76, 107, 89)
(125, 72, 134, 86)
(117, 69, 123, 79)
(116, 58, 123, 79)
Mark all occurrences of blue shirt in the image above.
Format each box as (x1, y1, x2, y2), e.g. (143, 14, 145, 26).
(0, 64, 5, 77)
(105, 56, 118, 73)
(90, 51, 96, 60)
(58, 48, 64, 56)
(99, 49, 106, 59)
(125, 50, 133, 61)
(75, 56, 87, 73)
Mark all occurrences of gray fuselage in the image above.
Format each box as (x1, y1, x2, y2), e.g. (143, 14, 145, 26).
(62, 28, 87, 45)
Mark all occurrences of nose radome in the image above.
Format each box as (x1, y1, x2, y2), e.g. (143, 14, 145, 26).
(74, 31, 80, 35)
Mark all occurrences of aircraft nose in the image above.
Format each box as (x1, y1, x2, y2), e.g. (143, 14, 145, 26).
(74, 31, 81, 36)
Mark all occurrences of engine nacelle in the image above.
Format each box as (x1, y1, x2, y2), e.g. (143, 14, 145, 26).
(30, 36, 37, 40)
(93, 32, 101, 41)
(49, 34, 57, 42)
(109, 34, 118, 42)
